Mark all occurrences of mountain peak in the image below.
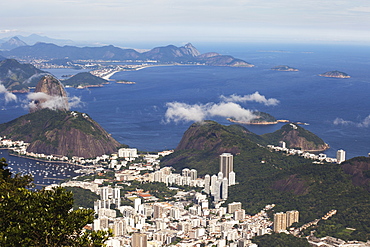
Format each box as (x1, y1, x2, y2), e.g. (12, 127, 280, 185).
(181, 43, 201, 57)
(0, 36, 27, 50)
(29, 75, 69, 113)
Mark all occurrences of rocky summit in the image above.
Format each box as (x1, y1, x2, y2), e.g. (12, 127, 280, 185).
(29, 75, 69, 113)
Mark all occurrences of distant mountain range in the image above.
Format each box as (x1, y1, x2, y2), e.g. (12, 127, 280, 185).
(0, 34, 75, 48)
(0, 59, 47, 92)
(1, 41, 253, 67)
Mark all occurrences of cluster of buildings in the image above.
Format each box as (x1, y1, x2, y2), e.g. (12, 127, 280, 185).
(61, 176, 274, 247)
(273, 210, 299, 233)
(55, 152, 280, 247)
(4, 135, 370, 246)
(204, 153, 236, 203)
(268, 141, 347, 164)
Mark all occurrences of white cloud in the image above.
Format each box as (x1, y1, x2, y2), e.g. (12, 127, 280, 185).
(0, 84, 17, 103)
(164, 101, 256, 123)
(27, 92, 67, 111)
(220, 91, 280, 106)
(68, 96, 84, 108)
(333, 115, 370, 128)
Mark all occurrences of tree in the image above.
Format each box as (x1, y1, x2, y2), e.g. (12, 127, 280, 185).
(0, 158, 112, 246)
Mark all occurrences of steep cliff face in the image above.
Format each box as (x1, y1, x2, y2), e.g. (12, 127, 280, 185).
(0, 109, 121, 158)
(29, 75, 69, 113)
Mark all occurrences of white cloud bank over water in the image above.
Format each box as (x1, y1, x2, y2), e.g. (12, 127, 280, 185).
(334, 115, 370, 128)
(0, 84, 17, 103)
(25, 92, 83, 111)
(164, 92, 279, 123)
(220, 91, 280, 106)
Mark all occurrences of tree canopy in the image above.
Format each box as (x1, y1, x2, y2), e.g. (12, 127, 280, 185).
(0, 158, 112, 247)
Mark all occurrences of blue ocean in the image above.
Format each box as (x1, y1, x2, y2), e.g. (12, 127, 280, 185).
(1, 43, 370, 165)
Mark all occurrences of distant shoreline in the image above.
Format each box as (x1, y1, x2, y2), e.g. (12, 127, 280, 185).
(227, 118, 290, 125)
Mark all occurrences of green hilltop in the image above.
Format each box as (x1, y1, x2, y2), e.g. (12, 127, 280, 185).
(0, 108, 121, 158)
(62, 72, 108, 88)
(161, 121, 370, 241)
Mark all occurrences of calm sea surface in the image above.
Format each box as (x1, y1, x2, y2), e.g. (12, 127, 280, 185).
(1, 43, 370, 175)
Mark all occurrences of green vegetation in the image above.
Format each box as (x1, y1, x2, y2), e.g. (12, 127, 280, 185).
(0, 109, 110, 142)
(63, 72, 108, 88)
(119, 181, 177, 201)
(253, 233, 309, 247)
(0, 158, 112, 246)
(252, 111, 277, 123)
(262, 123, 327, 150)
(0, 59, 45, 91)
(64, 186, 100, 210)
(162, 120, 370, 241)
(0, 108, 121, 158)
(230, 111, 277, 123)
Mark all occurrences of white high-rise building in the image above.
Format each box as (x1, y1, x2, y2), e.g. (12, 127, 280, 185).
(134, 198, 141, 213)
(190, 169, 197, 180)
(211, 174, 218, 196)
(222, 177, 228, 200)
(220, 153, 233, 181)
(204, 174, 211, 194)
(336, 149, 346, 164)
(228, 171, 236, 186)
(118, 148, 138, 161)
(214, 180, 221, 202)
(182, 168, 190, 177)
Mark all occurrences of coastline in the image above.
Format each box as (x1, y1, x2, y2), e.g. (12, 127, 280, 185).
(227, 118, 290, 125)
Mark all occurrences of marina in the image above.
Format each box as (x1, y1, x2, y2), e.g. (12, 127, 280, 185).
(1, 149, 79, 190)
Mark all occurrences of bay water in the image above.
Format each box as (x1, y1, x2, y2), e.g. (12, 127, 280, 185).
(1, 43, 370, 180)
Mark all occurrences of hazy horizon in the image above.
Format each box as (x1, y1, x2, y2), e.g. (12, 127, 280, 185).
(1, 0, 370, 47)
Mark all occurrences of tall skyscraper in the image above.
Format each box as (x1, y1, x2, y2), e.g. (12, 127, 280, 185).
(214, 180, 221, 202)
(273, 212, 287, 232)
(210, 174, 218, 196)
(221, 177, 228, 200)
(132, 233, 147, 247)
(220, 153, 233, 181)
(204, 174, 210, 194)
(336, 149, 346, 164)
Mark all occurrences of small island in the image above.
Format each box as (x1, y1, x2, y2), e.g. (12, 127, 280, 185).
(319, 70, 350, 78)
(227, 112, 289, 125)
(271, 65, 299, 71)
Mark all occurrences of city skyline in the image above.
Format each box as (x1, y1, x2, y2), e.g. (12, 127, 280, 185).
(1, 0, 370, 47)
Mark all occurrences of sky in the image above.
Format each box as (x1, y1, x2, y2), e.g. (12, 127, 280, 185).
(1, 0, 370, 46)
